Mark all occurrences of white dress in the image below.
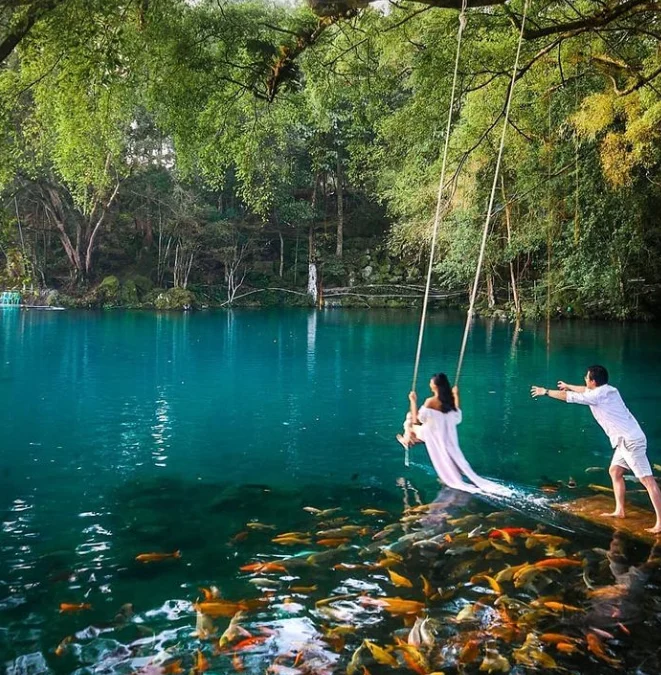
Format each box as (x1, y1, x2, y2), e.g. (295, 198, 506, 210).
(415, 406, 510, 496)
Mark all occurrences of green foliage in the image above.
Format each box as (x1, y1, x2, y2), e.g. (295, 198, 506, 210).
(2, 0, 661, 317)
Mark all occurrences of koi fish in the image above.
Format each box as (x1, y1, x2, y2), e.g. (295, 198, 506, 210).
(194, 600, 247, 618)
(543, 601, 584, 612)
(59, 603, 92, 612)
(246, 522, 276, 531)
(586, 632, 621, 667)
(540, 633, 581, 644)
(290, 584, 318, 593)
(556, 642, 581, 655)
(388, 569, 413, 588)
(199, 586, 221, 601)
(54, 636, 73, 655)
(231, 654, 245, 671)
(303, 507, 341, 517)
(274, 531, 310, 539)
(394, 639, 429, 674)
(525, 534, 569, 549)
(271, 536, 311, 546)
(364, 596, 425, 616)
(479, 647, 510, 673)
(333, 563, 366, 571)
(489, 527, 531, 541)
(135, 551, 181, 563)
(489, 539, 517, 554)
(317, 538, 350, 547)
(239, 562, 287, 574)
(163, 660, 184, 674)
(420, 575, 436, 599)
(458, 639, 480, 664)
(230, 531, 250, 544)
(232, 636, 269, 651)
(363, 640, 398, 667)
(470, 573, 503, 595)
(533, 557, 583, 569)
(588, 484, 614, 493)
(317, 525, 363, 537)
(361, 509, 389, 516)
(194, 650, 210, 673)
(218, 611, 251, 649)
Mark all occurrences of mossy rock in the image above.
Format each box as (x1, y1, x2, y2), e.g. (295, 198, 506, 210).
(96, 275, 121, 304)
(119, 280, 139, 306)
(132, 275, 153, 298)
(45, 290, 60, 307)
(154, 287, 196, 310)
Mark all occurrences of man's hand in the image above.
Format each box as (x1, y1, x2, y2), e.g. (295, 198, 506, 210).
(557, 381, 569, 391)
(531, 386, 547, 398)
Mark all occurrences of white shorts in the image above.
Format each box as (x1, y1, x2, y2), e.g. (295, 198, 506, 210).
(610, 437, 652, 478)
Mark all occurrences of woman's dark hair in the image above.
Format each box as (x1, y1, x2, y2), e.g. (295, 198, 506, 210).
(432, 373, 456, 412)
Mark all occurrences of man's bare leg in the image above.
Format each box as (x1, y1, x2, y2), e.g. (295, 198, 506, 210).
(639, 475, 661, 534)
(601, 465, 627, 518)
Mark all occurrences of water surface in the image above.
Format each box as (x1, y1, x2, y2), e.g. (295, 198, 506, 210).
(2, 309, 661, 673)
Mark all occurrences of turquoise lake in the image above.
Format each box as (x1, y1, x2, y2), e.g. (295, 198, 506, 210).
(2, 308, 661, 674)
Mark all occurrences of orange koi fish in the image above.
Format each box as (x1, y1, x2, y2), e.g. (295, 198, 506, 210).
(239, 562, 287, 574)
(163, 660, 184, 674)
(387, 569, 413, 588)
(54, 636, 73, 655)
(317, 538, 350, 547)
(586, 632, 621, 667)
(489, 527, 531, 540)
(194, 650, 210, 673)
(232, 636, 269, 651)
(543, 601, 584, 613)
(135, 550, 181, 563)
(59, 603, 92, 612)
(194, 600, 247, 618)
(533, 558, 583, 569)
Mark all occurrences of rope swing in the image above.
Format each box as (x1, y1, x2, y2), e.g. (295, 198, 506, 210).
(405, 0, 530, 467)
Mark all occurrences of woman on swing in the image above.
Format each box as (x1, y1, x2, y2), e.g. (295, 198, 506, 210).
(398, 373, 510, 496)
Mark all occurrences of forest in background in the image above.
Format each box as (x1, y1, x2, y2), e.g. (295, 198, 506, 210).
(1, 0, 661, 318)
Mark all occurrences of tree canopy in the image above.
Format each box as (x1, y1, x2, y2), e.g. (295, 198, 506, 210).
(1, 0, 661, 316)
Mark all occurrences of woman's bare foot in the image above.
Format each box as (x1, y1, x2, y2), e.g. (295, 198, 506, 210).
(645, 525, 661, 534)
(601, 511, 626, 519)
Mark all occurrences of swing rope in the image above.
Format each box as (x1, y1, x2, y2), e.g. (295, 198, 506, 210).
(411, 0, 468, 395)
(406, 0, 467, 468)
(454, 0, 529, 386)
(405, 0, 529, 467)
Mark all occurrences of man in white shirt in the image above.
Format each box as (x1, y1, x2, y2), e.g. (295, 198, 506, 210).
(531, 365, 661, 534)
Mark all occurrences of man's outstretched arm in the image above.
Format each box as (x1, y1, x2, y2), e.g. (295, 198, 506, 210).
(557, 381, 586, 393)
(531, 386, 568, 401)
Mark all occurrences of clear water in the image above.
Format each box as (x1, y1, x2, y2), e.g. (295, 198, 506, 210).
(2, 309, 661, 673)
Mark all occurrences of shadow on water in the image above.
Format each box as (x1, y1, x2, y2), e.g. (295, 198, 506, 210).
(2, 476, 661, 674)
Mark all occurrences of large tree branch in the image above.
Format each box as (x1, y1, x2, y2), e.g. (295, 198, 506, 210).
(0, 0, 64, 64)
(505, 0, 660, 40)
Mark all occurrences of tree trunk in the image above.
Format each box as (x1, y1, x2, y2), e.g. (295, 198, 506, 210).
(500, 175, 520, 320)
(335, 152, 344, 258)
(486, 273, 495, 309)
(308, 174, 318, 302)
(278, 230, 284, 278)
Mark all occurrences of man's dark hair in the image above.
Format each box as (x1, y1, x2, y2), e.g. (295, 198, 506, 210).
(587, 365, 609, 386)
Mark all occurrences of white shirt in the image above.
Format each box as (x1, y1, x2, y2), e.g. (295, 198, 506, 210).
(566, 384, 645, 447)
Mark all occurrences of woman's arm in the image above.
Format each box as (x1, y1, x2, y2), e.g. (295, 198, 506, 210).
(452, 386, 460, 409)
(408, 391, 419, 424)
